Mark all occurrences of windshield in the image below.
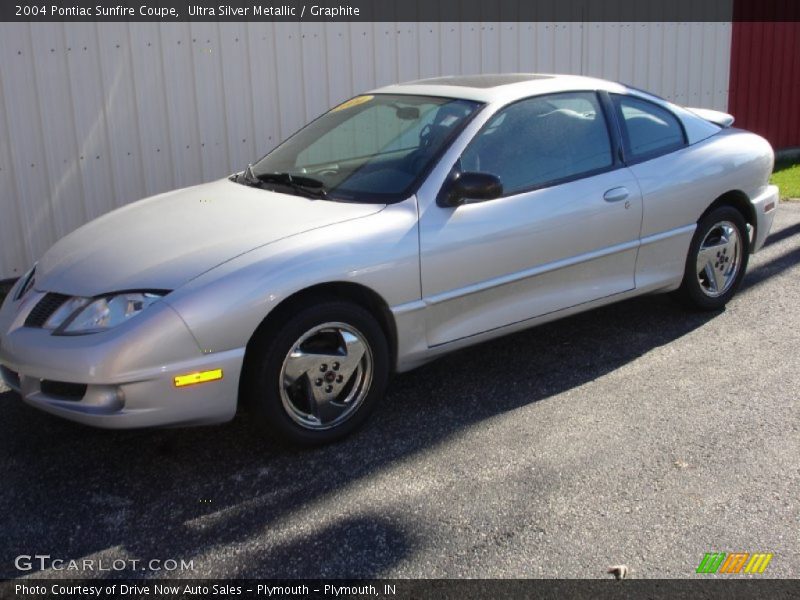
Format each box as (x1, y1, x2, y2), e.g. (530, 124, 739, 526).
(248, 94, 482, 202)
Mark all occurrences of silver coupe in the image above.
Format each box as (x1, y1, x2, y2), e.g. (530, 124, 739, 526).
(0, 74, 779, 444)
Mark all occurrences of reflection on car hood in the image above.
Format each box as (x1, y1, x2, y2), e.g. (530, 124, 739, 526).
(36, 178, 384, 297)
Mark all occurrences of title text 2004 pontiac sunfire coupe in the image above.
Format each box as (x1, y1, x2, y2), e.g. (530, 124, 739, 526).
(0, 74, 779, 444)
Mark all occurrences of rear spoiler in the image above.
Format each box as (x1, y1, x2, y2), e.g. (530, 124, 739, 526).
(687, 107, 735, 128)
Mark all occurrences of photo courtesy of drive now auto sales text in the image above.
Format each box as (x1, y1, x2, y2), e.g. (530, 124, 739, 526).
(13, 583, 386, 597)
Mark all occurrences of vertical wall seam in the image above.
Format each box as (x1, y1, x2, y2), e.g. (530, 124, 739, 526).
(243, 22, 258, 161)
(156, 24, 177, 188)
(93, 21, 120, 209)
(214, 21, 233, 173)
(270, 22, 284, 141)
(297, 23, 309, 124)
(27, 23, 58, 244)
(125, 22, 148, 197)
(62, 23, 91, 226)
(188, 22, 207, 178)
(0, 51, 28, 271)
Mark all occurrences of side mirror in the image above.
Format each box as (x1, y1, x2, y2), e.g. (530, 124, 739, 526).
(437, 171, 503, 207)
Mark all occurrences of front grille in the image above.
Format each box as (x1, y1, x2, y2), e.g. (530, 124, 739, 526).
(24, 293, 70, 328)
(0, 365, 20, 389)
(40, 380, 87, 401)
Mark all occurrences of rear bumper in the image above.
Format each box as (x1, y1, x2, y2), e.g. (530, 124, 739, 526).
(751, 184, 780, 252)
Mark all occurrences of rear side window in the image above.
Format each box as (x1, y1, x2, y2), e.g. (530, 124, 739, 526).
(613, 95, 685, 161)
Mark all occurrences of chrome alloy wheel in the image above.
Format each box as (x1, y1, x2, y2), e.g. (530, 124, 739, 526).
(278, 322, 373, 430)
(695, 220, 742, 298)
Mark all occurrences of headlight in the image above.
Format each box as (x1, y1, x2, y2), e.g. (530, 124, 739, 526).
(50, 292, 165, 335)
(12, 265, 36, 301)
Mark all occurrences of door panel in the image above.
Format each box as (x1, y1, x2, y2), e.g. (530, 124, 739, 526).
(419, 169, 643, 346)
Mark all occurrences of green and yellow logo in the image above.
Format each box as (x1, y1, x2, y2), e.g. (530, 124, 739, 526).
(696, 552, 773, 574)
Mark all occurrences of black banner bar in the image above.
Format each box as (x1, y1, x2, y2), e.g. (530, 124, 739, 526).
(3, 579, 800, 600)
(1, 0, 799, 23)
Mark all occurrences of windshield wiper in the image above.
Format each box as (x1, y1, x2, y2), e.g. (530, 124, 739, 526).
(256, 172, 328, 199)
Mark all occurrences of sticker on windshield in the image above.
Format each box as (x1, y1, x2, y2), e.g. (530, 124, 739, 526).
(331, 95, 374, 112)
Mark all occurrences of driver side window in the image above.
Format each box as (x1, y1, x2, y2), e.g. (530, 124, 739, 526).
(460, 91, 614, 196)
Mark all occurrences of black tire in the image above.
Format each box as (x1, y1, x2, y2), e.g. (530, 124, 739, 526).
(676, 206, 750, 310)
(243, 300, 390, 446)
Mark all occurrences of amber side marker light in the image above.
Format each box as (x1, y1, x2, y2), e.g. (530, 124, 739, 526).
(174, 369, 223, 387)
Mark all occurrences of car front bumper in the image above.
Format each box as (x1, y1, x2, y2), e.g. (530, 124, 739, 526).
(0, 295, 242, 428)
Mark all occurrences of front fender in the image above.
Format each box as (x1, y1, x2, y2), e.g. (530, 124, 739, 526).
(164, 197, 420, 353)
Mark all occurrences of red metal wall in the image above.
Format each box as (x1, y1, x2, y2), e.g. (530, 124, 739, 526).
(729, 13, 800, 150)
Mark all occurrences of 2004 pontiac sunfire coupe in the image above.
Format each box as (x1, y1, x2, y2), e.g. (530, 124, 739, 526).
(0, 74, 779, 444)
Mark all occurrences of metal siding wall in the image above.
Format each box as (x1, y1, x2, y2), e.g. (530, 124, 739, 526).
(581, 21, 732, 110)
(0, 21, 732, 279)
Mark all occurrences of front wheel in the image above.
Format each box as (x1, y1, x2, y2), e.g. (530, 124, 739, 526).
(244, 300, 390, 445)
(676, 206, 750, 310)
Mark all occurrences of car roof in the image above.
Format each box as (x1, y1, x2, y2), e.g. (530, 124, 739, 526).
(370, 73, 722, 146)
(371, 73, 630, 104)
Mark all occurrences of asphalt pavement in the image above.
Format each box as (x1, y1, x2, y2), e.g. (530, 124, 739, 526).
(1, 204, 798, 580)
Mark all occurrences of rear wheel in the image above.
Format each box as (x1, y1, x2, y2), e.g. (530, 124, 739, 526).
(244, 300, 390, 445)
(676, 206, 750, 310)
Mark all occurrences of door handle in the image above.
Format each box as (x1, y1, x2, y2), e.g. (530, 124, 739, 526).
(603, 187, 630, 203)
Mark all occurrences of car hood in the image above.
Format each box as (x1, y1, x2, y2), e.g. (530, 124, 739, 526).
(35, 178, 385, 297)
